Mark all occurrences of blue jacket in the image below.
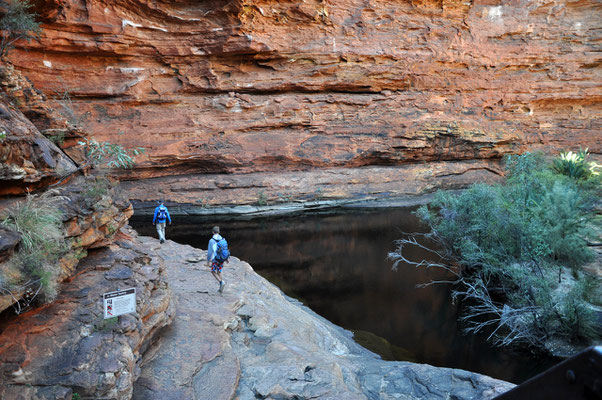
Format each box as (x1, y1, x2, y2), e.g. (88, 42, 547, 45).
(153, 205, 171, 224)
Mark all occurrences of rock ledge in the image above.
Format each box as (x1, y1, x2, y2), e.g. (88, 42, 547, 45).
(134, 235, 514, 399)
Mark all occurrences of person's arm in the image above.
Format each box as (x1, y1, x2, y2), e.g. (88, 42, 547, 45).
(207, 239, 216, 265)
(152, 207, 158, 224)
(166, 208, 172, 224)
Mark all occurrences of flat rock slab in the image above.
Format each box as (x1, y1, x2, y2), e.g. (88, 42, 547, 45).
(133, 236, 514, 399)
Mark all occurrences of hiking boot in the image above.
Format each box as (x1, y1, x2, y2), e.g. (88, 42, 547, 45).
(218, 281, 225, 293)
(160, 239, 165, 244)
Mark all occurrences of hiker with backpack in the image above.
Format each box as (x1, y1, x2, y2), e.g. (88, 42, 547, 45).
(152, 200, 172, 244)
(207, 226, 230, 293)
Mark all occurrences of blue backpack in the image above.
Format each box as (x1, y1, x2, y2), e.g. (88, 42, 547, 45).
(215, 237, 230, 262)
(157, 206, 167, 220)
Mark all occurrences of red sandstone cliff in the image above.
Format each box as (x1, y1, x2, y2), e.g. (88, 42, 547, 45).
(8, 0, 601, 205)
(0, 67, 175, 399)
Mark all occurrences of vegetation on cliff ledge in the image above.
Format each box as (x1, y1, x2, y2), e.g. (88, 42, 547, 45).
(78, 138, 146, 170)
(0, 0, 41, 58)
(390, 151, 601, 354)
(0, 191, 66, 306)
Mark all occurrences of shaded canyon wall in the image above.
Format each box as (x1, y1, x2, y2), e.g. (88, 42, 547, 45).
(10, 0, 601, 206)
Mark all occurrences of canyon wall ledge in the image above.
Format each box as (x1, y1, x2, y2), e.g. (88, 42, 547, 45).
(122, 159, 505, 216)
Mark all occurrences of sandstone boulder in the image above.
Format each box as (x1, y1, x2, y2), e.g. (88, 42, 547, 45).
(0, 227, 20, 262)
(0, 92, 77, 196)
(0, 176, 134, 314)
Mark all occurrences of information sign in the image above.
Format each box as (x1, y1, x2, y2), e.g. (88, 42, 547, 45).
(103, 288, 136, 319)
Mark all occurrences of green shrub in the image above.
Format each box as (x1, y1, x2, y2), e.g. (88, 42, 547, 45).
(556, 280, 599, 342)
(54, 86, 89, 129)
(81, 175, 112, 206)
(394, 152, 600, 350)
(197, 198, 211, 209)
(0, 191, 67, 302)
(45, 130, 66, 146)
(79, 138, 145, 169)
(0, 0, 41, 58)
(256, 190, 268, 206)
(552, 148, 600, 181)
(94, 316, 118, 332)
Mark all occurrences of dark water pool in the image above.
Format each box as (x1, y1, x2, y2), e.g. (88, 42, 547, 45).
(130, 207, 558, 383)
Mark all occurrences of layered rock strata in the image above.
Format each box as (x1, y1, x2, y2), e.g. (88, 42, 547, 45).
(0, 50, 178, 400)
(0, 64, 87, 169)
(0, 64, 136, 312)
(133, 235, 514, 399)
(0, 228, 175, 400)
(124, 159, 504, 214)
(0, 89, 77, 196)
(8, 0, 600, 205)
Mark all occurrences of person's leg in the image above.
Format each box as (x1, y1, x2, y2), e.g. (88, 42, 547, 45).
(211, 263, 225, 292)
(157, 222, 166, 242)
(217, 263, 225, 291)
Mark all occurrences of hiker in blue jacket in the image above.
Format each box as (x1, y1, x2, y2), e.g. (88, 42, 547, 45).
(152, 200, 171, 244)
(207, 226, 229, 293)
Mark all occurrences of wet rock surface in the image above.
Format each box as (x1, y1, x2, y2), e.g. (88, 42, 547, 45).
(133, 235, 514, 399)
(0, 228, 175, 399)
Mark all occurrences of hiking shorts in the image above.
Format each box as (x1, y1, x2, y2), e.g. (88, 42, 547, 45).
(211, 261, 224, 273)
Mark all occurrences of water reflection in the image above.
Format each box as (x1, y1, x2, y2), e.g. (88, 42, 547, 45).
(130, 207, 557, 383)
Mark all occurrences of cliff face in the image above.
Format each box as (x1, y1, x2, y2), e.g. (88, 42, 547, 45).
(9, 0, 599, 198)
(0, 69, 77, 195)
(0, 67, 175, 399)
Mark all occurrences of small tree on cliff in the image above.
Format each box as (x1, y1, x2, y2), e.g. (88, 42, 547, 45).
(0, 0, 41, 59)
(79, 138, 146, 170)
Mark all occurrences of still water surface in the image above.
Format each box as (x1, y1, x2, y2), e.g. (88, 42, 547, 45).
(130, 206, 558, 384)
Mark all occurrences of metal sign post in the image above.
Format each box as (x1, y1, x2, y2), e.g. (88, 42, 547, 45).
(103, 288, 136, 319)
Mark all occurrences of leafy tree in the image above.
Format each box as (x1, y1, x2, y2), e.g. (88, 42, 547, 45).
(0, 0, 41, 58)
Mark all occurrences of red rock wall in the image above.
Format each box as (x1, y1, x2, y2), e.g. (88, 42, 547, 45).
(10, 0, 601, 181)
(0, 68, 78, 195)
